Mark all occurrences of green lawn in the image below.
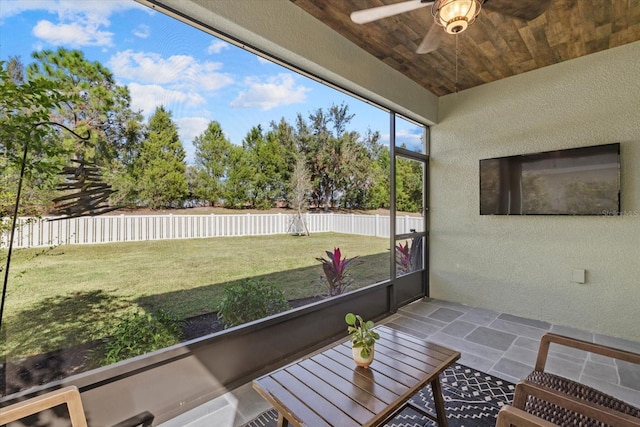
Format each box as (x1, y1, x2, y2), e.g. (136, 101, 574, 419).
(1, 233, 389, 358)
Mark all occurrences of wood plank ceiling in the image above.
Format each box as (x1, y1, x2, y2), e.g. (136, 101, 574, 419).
(290, 0, 640, 96)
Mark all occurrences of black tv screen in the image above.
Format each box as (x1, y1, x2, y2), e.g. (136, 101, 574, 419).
(480, 143, 620, 215)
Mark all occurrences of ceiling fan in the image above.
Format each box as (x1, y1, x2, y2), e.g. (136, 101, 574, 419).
(351, 0, 552, 54)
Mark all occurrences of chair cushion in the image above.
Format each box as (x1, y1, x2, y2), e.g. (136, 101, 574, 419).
(524, 370, 640, 427)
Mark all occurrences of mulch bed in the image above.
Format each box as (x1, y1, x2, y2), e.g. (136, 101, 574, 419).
(1, 296, 325, 396)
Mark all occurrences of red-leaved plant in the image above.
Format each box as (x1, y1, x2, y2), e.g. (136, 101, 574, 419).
(395, 239, 422, 276)
(395, 241, 412, 275)
(316, 247, 358, 296)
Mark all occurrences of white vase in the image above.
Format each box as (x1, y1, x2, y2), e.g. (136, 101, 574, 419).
(352, 344, 374, 368)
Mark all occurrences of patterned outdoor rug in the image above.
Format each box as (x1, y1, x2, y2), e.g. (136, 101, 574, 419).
(244, 363, 515, 427)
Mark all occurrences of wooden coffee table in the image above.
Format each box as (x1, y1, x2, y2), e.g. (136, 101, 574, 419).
(253, 325, 460, 427)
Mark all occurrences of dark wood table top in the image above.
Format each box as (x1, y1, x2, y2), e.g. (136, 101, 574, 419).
(253, 325, 461, 427)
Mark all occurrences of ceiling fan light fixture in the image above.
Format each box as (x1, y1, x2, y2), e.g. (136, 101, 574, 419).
(432, 0, 482, 34)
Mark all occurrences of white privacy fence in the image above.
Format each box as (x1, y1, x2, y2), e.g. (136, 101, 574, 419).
(2, 213, 424, 248)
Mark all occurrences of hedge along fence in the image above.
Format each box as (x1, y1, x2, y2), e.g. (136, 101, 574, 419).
(2, 213, 424, 248)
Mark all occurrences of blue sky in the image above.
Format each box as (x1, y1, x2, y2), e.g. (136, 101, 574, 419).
(0, 0, 423, 162)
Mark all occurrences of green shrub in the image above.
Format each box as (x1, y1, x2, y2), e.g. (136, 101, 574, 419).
(217, 280, 289, 328)
(96, 310, 183, 366)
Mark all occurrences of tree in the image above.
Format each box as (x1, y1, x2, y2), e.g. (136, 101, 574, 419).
(135, 106, 188, 208)
(297, 105, 338, 209)
(242, 125, 286, 209)
(6, 56, 25, 85)
(295, 111, 322, 208)
(267, 118, 297, 201)
(396, 154, 423, 213)
(1, 59, 71, 231)
(340, 133, 376, 209)
(287, 155, 312, 235)
(2, 61, 102, 334)
(192, 121, 232, 205)
(368, 145, 390, 209)
(27, 48, 142, 166)
(295, 102, 382, 210)
(329, 102, 355, 136)
(223, 145, 253, 209)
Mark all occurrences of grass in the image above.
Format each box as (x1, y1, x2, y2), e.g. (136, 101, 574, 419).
(0, 233, 389, 358)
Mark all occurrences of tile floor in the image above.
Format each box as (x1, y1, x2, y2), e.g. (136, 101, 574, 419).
(159, 298, 640, 427)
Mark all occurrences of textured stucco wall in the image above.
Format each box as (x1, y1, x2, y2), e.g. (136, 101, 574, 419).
(430, 41, 640, 341)
(140, 0, 439, 124)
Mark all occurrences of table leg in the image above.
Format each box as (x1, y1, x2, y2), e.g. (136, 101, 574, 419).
(431, 377, 449, 427)
(277, 412, 289, 427)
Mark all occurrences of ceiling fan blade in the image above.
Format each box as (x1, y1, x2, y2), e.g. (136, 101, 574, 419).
(351, 0, 434, 24)
(483, 0, 553, 20)
(416, 23, 441, 54)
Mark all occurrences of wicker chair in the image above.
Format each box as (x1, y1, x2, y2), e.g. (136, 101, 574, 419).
(497, 332, 640, 427)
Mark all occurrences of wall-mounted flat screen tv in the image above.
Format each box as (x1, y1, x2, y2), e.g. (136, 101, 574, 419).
(480, 143, 620, 215)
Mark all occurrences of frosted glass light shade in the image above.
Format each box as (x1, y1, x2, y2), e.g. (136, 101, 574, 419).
(433, 0, 482, 34)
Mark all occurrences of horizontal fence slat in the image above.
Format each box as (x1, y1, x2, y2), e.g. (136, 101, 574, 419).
(1, 213, 423, 248)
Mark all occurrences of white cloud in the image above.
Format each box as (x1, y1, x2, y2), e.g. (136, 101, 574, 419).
(109, 50, 234, 91)
(133, 24, 150, 39)
(230, 73, 310, 111)
(379, 128, 423, 149)
(256, 56, 271, 65)
(176, 117, 211, 141)
(128, 83, 206, 116)
(5, 0, 146, 46)
(396, 128, 423, 145)
(207, 40, 230, 54)
(1, 0, 144, 20)
(33, 19, 114, 47)
(0, 0, 54, 19)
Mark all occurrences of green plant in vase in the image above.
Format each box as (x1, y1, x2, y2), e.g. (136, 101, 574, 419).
(345, 312, 380, 368)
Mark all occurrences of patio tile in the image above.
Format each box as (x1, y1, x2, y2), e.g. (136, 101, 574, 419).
(580, 374, 640, 407)
(489, 319, 547, 340)
(392, 314, 443, 335)
(589, 353, 616, 366)
(428, 307, 464, 323)
(381, 313, 402, 324)
(581, 361, 619, 384)
(159, 392, 233, 427)
(550, 324, 594, 342)
(398, 309, 448, 329)
(492, 358, 533, 381)
(594, 334, 640, 354)
(386, 321, 430, 339)
(458, 353, 496, 374)
(400, 300, 440, 317)
(545, 355, 583, 381)
(617, 360, 640, 391)
(498, 313, 551, 331)
(427, 299, 471, 312)
(440, 320, 477, 338)
(546, 340, 589, 363)
(466, 326, 517, 351)
(459, 307, 500, 326)
(513, 336, 540, 352)
(232, 383, 273, 422)
(503, 346, 538, 367)
(428, 332, 504, 362)
(512, 336, 585, 366)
